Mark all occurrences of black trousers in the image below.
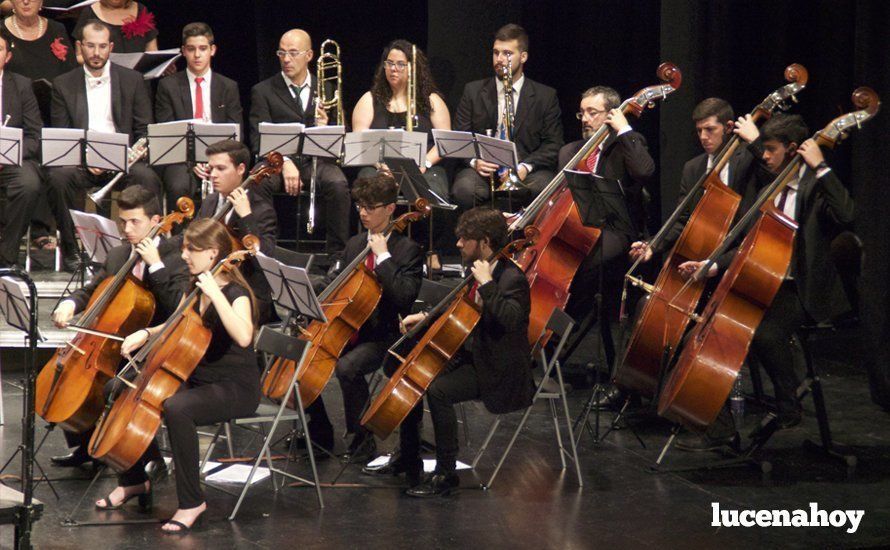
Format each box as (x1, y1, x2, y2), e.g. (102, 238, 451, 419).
(257, 158, 350, 253)
(402, 361, 481, 473)
(451, 167, 554, 211)
(47, 162, 163, 256)
(160, 163, 198, 212)
(117, 377, 260, 509)
(750, 280, 805, 412)
(0, 160, 43, 266)
(565, 228, 630, 322)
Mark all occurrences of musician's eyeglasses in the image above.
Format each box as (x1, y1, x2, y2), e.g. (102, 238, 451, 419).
(355, 203, 389, 213)
(384, 60, 409, 71)
(276, 49, 309, 59)
(576, 108, 608, 120)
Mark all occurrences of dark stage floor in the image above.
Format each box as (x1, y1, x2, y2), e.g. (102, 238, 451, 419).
(1, 330, 889, 549)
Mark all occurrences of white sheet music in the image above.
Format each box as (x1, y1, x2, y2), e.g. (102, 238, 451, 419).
(258, 122, 305, 156)
(85, 130, 129, 172)
(41, 128, 85, 167)
(0, 126, 23, 166)
(431, 129, 476, 159)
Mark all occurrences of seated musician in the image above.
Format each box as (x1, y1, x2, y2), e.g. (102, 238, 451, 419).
(453, 24, 563, 210)
(304, 174, 423, 458)
(49, 185, 189, 468)
(399, 207, 534, 496)
(111, 217, 260, 533)
(0, 34, 44, 269)
(46, 20, 161, 270)
(155, 22, 243, 209)
(172, 139, 278, 324)
(676, 113, 855, 451)
(248, 28, 350, 255)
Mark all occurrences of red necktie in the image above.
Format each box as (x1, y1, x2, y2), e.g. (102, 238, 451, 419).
(194, 77, 205, 119)
(584, 146, 600, 174)
(467, 281, 480, 303)
(365, 252, 375, 271)
(132, 259, 144, 281)
(775, 186, 791, 212)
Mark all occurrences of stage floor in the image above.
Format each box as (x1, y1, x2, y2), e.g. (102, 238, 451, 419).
(1, 332, 889, 549)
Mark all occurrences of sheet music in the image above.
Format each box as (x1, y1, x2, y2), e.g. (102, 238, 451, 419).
(255, 252, 326, 323)
(0, 277, 40, 339)
(147, 120, 190, 165)
(70, 210, 121, 264)
(85, 130, 129, 172)
(192, 122, 241, 161)
(342, 129, 427, 167)
(474, 133, 517, 168)
(302, 125, 345, 159)
(110, 49, 181, 80)
(0, 126, 23, 166)
(258, 122, 305, 156)
(432, 129, 477, 159)
(41, 128, 85, 167)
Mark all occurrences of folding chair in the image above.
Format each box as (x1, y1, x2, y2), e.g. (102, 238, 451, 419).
(472, 308, 583, 489)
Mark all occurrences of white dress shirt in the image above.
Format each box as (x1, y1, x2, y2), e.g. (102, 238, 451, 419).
(187, 69, 212, 121)
(85, 63, 115, 133)
(282, 72, 312, 112)
(706, 154, 731, 185)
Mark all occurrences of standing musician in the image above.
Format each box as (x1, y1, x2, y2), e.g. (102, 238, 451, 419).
(0, 34, 44, 269)
(110, 218, 259, 533)
(399, 207, 534, 496)
(452, 23, 563, 210)
(304, 175, 423, 459)
(48, 185, 189, 468)
(676, 114, 855, 451)
(47, 20, 161, 270)
(174, 139, 278, 324)
(248, 28, 350, 254)
(155, 22, 243, 209)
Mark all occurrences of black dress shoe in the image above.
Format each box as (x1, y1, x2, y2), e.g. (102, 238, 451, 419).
(362, 451, 402, 475)
(51, 450, 93, 468)
(675, 432, 740, 453)
(145, 459, 168, 480)
(342, 434, 376, 464)
(362, 453, 423, 486)
(405, 471, 459, 498)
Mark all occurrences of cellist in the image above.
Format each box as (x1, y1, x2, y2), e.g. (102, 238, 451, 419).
(108, 218, 260, 534)
(676, 113, 855, 451)
(303, 175, 423, 460)
(49, 185, 189, 469)
(399, 207, 534, 497)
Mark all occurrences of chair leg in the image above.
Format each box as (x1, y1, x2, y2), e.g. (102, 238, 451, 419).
(459, 402, 471, 446)
(224, 422, 235, 459)
(549, 398, 567, 470)
(554, 360, 583, 486)
(472, 417, 500, 469)
(199, 423, 225, 472)
(484, 407, 534, 490)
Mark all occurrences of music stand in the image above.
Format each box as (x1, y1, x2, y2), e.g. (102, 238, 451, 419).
(0, 126, 23, 167)
(258, 122, 305, 157)
(254, 252, 326, 324)
(343, 129, 427, 168)
(41, 128, 128, 173)
(433, 130, 519, 209)
(53, 211, 121, 310)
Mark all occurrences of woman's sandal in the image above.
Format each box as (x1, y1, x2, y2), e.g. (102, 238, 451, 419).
(95, 485, 152, 511)
(161, 513, 205, 534)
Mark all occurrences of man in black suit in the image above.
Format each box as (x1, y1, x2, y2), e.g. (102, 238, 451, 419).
(0, 35, 44, 268)
(50, 185, 189, 467)
(452, 24, 563, 210)
(248, 28, 349, 254)
(303, 175, 423, 459)
(399, 207, 534, 496)
(47, 20, 161, 269)
(155, 22, 243, 209)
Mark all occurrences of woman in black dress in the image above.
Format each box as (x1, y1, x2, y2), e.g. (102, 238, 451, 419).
(73, 0, 158, 62)
(105, 218, 260, 534)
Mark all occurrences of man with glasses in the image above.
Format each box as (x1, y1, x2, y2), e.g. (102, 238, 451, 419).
(248, 28, 350, 255)
(302, 174, 423, 461)
(452, 23, 564, 210)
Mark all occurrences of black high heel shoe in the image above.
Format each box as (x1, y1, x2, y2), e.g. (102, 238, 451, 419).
(95, 483, 153, 512)
(162, 511, 206, 534)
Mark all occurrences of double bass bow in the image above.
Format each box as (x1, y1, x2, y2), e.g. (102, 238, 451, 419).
(34, 198, 196, 433)
(261, 199, 431, 408)
(658, 88, 879, 430)
(508, 62, 682, 347)
(615, 64, 808, 398)
(361, 226, 539, 440)
(88, 236, 259, 471)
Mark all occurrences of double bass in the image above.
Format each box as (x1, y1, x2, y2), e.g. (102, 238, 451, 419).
(361, 226, 538, 439)
(88, 237, 258, 471)
(212, 152, 284, 249)
(261, 200, 431, 408)
(34, 198, 195, 433)
(508, 62, 682, 348)
(658, 88, 879, 430)
(615, 64, 809, 397)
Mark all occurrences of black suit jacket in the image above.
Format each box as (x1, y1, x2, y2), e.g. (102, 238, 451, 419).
(155, 71, 243, 132)
(470, 261, 534, 414)
(67, 239, 189, 324)
(50, 63, 153, 143)
(323, 230, 423, 342)
(559, 133, 655, 240)
(2, 71, 43, 160)
(455, 76, 563, 171)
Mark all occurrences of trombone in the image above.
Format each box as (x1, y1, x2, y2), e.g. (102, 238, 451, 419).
(307, 39, 344, 234)
(406, 44, 418, 132)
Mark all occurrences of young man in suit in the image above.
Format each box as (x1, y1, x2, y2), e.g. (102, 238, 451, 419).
(248, 28, 349, 254)
(399, 207, 535, 496)
(0, 34, 44, 268)
(46, 20, 161, 270)
(155, 22, 243, 209)
(678, 113, 855, 450)
(303, 174, 423, 458)
(452, 24, 564, 210)
(49, 185, 189, 468)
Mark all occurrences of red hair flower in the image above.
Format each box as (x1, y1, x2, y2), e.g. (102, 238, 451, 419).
(121, 8, 157, 39)
(50, 37, 68, 62)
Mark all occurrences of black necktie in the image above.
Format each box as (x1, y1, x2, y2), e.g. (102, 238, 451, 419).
(290, 84, 305, 116)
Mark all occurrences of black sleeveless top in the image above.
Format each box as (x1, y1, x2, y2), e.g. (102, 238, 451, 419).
(190, 283, 258, 387)
(370, 96, 434, 148)
(73, 2, 159, 54)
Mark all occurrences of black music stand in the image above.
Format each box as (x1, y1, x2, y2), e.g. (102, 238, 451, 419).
(52, 211, 121, 313)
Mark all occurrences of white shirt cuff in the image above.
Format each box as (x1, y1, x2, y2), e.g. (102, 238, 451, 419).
(375, 252, 392, 266)
(816, 167, 832, 179)
(470, 158, 477, 169)
(147, 261, 165, 274)
(617, 125, 633, 136)
(60, 299, 77, 312)
(519, 162, 532, 174)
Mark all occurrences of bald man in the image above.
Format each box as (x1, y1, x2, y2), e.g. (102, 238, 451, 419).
(249, 29, 350, 254)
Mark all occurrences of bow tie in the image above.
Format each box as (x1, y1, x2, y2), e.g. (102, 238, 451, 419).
(88, 77, 108, 89)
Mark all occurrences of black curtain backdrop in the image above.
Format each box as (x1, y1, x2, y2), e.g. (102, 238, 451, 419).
(145, 0, 889, 406)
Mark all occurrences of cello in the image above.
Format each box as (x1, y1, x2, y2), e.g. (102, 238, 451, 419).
(34, 198, 195, 433)
(658, 88, 879, 430)
(261, 199, 431, 407)
(361, 226, 538, 440)
(88, 236, 259, 471)
(615, 64, 808, 397)
(508, 62, 682, 347)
